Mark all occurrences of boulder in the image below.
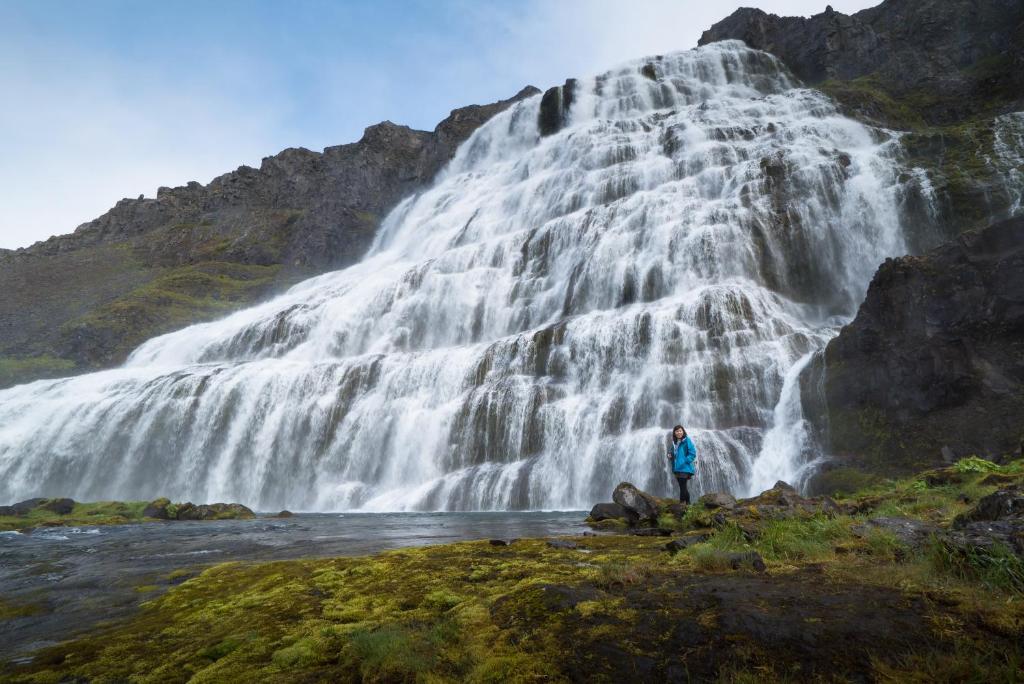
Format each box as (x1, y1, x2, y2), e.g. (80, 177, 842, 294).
(175, 502, 255, 521)
(272, 510, 294, 518)
(699, 492, 737, 509)
(611, 482, 660, 522)
(850, 517, 943, 550)
(588, 502, 639, 524)
(954, 487, 1024, 526)
(40, 498, 76, 515)
(947, 520, 1024, 558)
(143, 497, 173, 520)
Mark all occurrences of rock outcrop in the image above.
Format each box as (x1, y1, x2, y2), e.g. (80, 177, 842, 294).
(0, 86, 539, 387)
(698, 0, 1024, 126)
(700, 0, 1024, 241)
(823, 217, 1024, 476)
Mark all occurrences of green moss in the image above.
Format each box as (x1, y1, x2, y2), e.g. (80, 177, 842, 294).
(0, 598, 43, 621)
(60, 261, 284, 365)
(8, 463, 1024, 682)
(0, 354, 77, 388)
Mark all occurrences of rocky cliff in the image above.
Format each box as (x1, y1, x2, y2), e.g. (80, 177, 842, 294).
(823, 216, 1024, 477)
(0, 87, 539, 387)
(700, 0, 1024, 243)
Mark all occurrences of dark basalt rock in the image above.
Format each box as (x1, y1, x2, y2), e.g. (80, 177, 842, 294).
(822, 217, 1024, 477)
(174, 502, 255, 521)
(611, 482, 660, 522)
(537, 79, 577, 137)
(40, 498, 75, 515)
(698, 0, 1024, 126)
(954, 487, 1024, 526)
(5, 498, 47, 516)
(588, 502, 639, 524)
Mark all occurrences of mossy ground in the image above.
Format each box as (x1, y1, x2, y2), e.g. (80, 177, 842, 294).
(5, 461, 1023, 682)
(0, 500, 152, 532)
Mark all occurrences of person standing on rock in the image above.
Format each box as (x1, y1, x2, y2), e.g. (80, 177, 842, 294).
(667, 425, 697, 504)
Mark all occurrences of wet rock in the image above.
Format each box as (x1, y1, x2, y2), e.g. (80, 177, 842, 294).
(612, 482, 660, 522)
(537, 79, 577, 137)
(546, 539, 579, 550)
(850, 517, 942, 550)
(947, 520, 1024, 557)
(941, 445, 957, 464)
(588, 502, 639, 524)
(954, 487, 1024, 525)
(40, 498, 75, 515)
(143, 497, 173, 520)
(824, 217, 1024, 475)
(272, 510, 294, 518)
(175, 502, 255, 521)
(699, 492, 737, 509)
(488, 539, 510, 546)
(664, 531, 713, 554)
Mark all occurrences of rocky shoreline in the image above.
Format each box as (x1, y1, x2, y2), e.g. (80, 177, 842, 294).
(3, 457, 1022, 682)
(0, 496, 258, 533)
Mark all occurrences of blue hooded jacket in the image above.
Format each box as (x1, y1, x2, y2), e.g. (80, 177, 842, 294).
(671, 435, 697, 475)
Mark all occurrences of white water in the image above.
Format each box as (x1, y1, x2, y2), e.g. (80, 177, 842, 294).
(991, 112, 1024, 218)
(0, 42, 912, 510)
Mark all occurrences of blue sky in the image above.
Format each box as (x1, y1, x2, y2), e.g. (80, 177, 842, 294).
(0, 0, 880, 249)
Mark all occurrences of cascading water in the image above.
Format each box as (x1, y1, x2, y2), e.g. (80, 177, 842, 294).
(0, 41, 914, 510)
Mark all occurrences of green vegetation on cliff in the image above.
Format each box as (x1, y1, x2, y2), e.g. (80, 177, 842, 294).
(6, 460, 1022, 682)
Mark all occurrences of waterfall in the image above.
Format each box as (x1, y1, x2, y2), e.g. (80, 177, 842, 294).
(0, 41, 913, 510)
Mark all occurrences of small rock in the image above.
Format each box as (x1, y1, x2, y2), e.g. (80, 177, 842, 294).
(41, 498, 75, 515)
(729, 551, 767, 572)
(664, 531, 712, 554)
(547, 539, 578, 550)
(143, 497, 172, 520)
(699, 492, 737, 510)
(273, 510, 294, 518)
(941, 445, 957, 464)
(488, 539, 510, 546)
(629, 527, 673, 537)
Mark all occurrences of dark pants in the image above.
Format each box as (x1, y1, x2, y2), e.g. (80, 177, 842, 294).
(675, 473, 692, 504)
